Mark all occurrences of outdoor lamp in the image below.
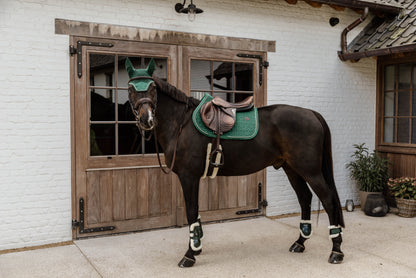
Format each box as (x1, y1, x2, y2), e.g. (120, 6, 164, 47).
(175, 0, 203, 22)
(345, 199, 354, 212)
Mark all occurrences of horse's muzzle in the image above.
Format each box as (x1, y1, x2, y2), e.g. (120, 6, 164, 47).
(134, 110, 155, 131)
(131, 98, 156, 131)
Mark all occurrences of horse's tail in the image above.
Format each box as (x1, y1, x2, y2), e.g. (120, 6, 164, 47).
(312, 111, 345, 228)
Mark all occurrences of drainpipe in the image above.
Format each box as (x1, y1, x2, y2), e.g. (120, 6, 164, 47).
(338, 7, 369, 61)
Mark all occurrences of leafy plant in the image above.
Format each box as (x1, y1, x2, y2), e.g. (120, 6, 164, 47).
(346, 143, 390, 192)
(387, 177, 416, 200)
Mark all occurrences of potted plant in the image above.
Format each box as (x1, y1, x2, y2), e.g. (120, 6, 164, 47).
(346, 143, 389, 211)
(387, 177, 416, 217)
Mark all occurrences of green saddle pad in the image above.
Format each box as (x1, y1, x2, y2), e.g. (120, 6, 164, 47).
(192, 94, 259, 140)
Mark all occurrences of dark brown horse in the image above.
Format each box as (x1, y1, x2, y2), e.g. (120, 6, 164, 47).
(127, 63, 345, 267)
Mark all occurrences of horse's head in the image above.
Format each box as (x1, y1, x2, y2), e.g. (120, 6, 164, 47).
(126, 58, 157, 131)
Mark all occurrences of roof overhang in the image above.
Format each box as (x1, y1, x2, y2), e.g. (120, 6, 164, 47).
(308, 0, 402, 14)
(338, 44, 416, 61)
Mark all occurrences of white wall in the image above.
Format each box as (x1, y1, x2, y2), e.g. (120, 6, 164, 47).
(0, 0, 376, 250)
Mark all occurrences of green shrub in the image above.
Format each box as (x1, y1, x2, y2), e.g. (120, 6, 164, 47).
(346, 143, 389, 192)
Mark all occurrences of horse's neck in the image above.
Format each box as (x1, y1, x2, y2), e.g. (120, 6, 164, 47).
(155, 92, 188, 149)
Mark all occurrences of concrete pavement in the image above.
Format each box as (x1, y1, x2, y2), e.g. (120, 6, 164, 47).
(1, 210, 415, 278)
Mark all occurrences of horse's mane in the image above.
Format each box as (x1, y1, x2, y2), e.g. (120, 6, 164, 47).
(154, 77, 200, 108)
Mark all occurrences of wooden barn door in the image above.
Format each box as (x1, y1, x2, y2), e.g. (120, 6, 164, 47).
(179, 46, 267, 223)
(72, 37, 268, 238)
(72, 38, 179, 238)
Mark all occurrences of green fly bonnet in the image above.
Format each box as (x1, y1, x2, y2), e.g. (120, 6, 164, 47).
(125, 57, 156, 91)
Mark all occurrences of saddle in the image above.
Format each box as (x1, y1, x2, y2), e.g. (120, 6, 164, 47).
(200, 96, 254, 167)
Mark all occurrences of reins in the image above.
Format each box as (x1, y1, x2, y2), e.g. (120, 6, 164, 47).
(154, 98, 190, 174)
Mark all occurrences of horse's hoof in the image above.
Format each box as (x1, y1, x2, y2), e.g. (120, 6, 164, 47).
(178, 256, 195, 268)
(194, 249, 202, 256)
(289, 242, 305, 253)
(328, 251, 344, 264)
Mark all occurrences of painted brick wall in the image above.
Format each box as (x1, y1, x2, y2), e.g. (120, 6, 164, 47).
(0, 0, 375, 250)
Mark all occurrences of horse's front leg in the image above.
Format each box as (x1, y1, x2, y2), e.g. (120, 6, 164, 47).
(177, 174, 203, 268)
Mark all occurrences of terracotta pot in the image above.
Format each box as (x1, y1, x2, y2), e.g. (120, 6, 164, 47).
(359, 191, 382, 211)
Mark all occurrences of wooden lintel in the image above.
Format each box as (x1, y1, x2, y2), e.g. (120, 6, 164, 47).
(55, 18, 276, 53)
(285, 0, 298, 4)
(329, 4, 345, 11)
(305, 1, 322, 8)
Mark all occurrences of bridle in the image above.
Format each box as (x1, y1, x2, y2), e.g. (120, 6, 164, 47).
(128, 76, 189, 174)
(129, 77, 157, 140)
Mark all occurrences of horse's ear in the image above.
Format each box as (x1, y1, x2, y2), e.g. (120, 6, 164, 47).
(125, 57, 136, 78)
(147, 58, 156, 75)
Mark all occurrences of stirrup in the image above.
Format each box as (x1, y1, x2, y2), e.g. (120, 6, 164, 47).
(210, 148, 224, 167)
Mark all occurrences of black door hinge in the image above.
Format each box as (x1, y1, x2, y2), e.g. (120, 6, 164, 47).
(236, 182, 268, 215)
(69, 41, 114, 78)
(237, 54, 269, 86)
(72, 198, 115, 234)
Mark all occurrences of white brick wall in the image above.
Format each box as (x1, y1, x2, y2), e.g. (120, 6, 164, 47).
(0, 0, 375, 250)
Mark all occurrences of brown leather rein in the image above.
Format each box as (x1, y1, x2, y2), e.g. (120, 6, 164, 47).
(128, 76, 189, 175)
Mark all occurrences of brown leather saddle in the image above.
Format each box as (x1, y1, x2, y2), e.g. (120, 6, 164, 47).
(200, 96, 254, 167)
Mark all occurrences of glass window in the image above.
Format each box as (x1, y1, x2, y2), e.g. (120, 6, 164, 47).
(381, 62, 416, 145)
(89, 53, 168, 156)
(190, 59, 254, 102)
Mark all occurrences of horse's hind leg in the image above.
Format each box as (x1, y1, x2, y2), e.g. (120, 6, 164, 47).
(304, 174, 344, 264)
(177, 174, 203, 268)
(283, 165, 313, 253)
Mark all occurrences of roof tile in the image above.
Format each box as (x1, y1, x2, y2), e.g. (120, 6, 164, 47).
(345, 0, 416, 57)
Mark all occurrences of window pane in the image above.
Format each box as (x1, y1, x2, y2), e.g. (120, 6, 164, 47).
(412, 119, 416, 144)
(235, 63, 253, 91)
(383, 118, 394, 143)
(213, 62, 232, 91)
(412, 91, 416, 116)
(384, 91, 395, 117)
(397, 118, 409, 143)
(90, 54, 115, 87)
(384, 65, 395, 91)
(118, 90, 134, 122)
(213, 92, 233, 102)
(413, 65, 416, 88)
(191, 60, 211, 90)
(90, 89, 115, 121)
(190, 91, 206, 100)
(398, 64, 411, 90)
(235, 93, 253, 103)
(144, 57, 168, 80)
(143, 135, 161, 154)
(90, 124, 115, 156)
(397, 91, 410, 116)
(118, 124, 142, 155)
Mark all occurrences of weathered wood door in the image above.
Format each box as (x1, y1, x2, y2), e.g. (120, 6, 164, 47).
(72, 37, 267, 238)
(179, 46, 267, 223)
(72, 38, 180, 238)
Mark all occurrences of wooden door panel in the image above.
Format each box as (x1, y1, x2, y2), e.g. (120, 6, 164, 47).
(112, 170, 125, 221)
(81, 168, 176, 237)
(181, 46, 267, 224)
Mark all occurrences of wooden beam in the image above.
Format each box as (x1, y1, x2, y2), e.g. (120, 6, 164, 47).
(285, 0, 298, 4)
(305, 1, 322, 8)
